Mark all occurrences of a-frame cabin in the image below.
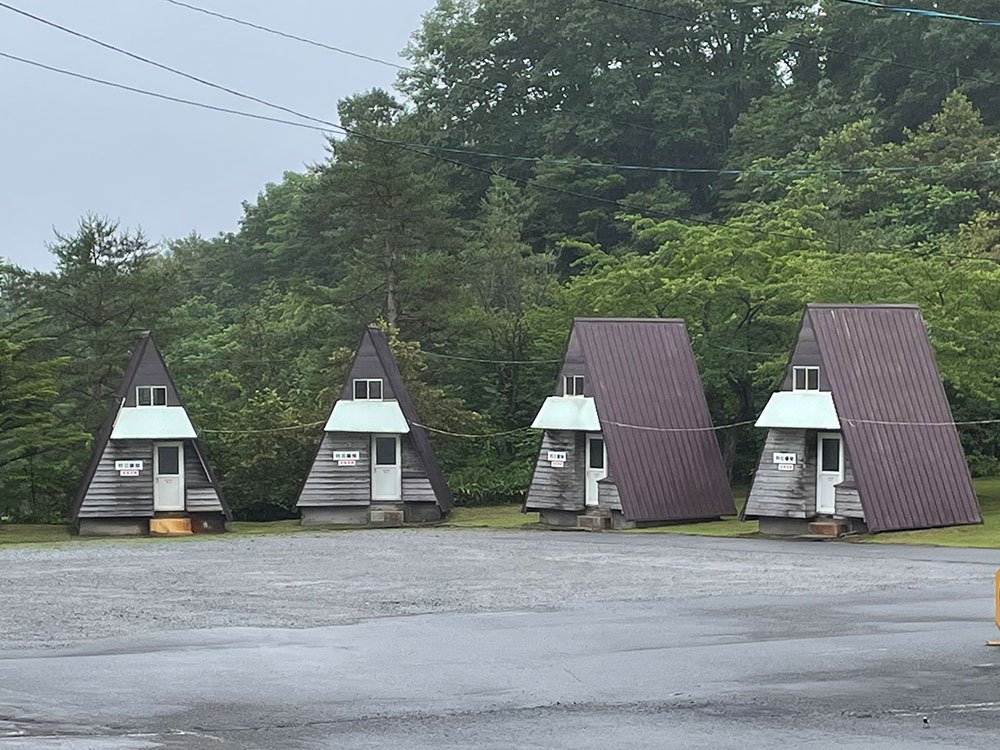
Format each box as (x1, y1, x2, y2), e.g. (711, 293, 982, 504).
(524, 318, 735, 530)
(744, 304, 982, 536)
(297, 327, 453, 526)
(71, 332, 229, 536)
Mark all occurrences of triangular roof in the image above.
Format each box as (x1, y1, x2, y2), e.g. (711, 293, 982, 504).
(801, 304, 980, 531)
(314, 327, 452, 512)
(564, 318, 734, 521)
(70, 332, 229, 521)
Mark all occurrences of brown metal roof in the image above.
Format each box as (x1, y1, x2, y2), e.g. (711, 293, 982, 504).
(573, 318, 734, 521)
(807, 304, 981, 531)
(368, 328, 454, 513)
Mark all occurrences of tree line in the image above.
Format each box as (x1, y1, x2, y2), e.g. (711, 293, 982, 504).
(3, 0, 1000, 521)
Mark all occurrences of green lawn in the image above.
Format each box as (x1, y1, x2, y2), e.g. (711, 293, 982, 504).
(858, 477, 1000, 549)
(443, 505, 540, 529)
(4, 480, 1000, 548)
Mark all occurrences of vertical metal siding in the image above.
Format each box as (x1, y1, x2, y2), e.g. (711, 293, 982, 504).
(574, 319, 735, 522)
(809, 305, 981, 531)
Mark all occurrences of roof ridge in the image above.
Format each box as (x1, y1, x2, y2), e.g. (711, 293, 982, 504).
(806, 303, 920, 310)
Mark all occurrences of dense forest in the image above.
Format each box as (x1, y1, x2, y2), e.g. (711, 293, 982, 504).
(3, 0, 1000, 521)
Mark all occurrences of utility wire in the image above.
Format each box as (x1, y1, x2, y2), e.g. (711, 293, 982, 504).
(422, 351, 563, 365)
(834, 0, 1000, 27)
(2, 48, 993, 182)
(8, 49, 999, 267)
(0, 51, 336, 134)
(590, 0, 999, 90)
(156, 0, 709, 145)
(0, 9, 832, 251)
(200, 421, 326, 435)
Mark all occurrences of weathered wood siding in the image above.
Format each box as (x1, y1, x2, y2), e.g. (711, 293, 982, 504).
(299, 433, 438, 507)
(745, 429, 817, 519)
(597, 478, 622, 511)
(780, 312, 827, 391)
(339, 332, 397, 401)
(298, 433, 371, 506)
(835, 449, 864, 518)
(78, 440, 154, 518)
(525, 430, 586, 511)
(401, 436, 436, 503)
(122, 345, 182, 407)
(557, 328, 590, 396)
(184, 444, 223, 512)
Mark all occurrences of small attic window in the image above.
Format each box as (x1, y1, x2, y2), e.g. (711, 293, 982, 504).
(136, 385, 167, 407)
(792, 366, 820, 392)
(564, 375, 585, 397)
(354, 378, 383, 400)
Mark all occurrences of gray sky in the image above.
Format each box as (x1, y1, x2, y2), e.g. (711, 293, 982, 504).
(0, 0, 435, 270)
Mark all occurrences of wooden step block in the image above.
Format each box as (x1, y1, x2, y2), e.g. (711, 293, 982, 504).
(149, 517, 193, 536)
(807, 519, 849, 538)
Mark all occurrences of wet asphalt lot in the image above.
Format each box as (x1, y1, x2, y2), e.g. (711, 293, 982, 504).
(1, 529, 999, 748)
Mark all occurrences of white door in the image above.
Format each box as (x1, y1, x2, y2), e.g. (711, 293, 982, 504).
(153, 442, 185, 511)
(815, 433, 843, 515)
(371, 435, 401, 501)
(585, 434, 607, 508)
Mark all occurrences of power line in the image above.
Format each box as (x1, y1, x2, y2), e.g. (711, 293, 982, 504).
(834, 0, 1000, 27)
(422, 351, 563, 365)
(156, 0, 712, 146)
(0, 11, 831, 252)
(589, 0, 999, 91)
(160, 0, 410, 72)
(0, 51, 337, 134)
(2, 47, 994, 183)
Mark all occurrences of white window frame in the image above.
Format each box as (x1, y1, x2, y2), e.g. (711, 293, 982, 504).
(353, 378, 384, 401)
(792, 366, 820, 392)
(136, 385, 168, 407)
(564, 375, 585, 397)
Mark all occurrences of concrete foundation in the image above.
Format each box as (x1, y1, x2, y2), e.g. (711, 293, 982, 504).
(369, 509, 405, 527)
(404, 503, 443, 524)
(78, 518, 150, 537)
(537, 509, 583, 528)
(758, 516, 867, 536)
(577, 512, 611, 531)
(300, 506, 371, 526)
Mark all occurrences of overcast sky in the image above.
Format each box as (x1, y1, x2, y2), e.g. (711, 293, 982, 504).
(0, 0, 435, 270)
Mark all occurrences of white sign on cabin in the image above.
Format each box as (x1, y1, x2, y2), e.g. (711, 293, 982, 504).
(547, 450, 567, 468)
(777, 464, 795, 472)
(334, 450, 360, 467)
(772, 452, 796, 465)
(115, 460, 143, 476)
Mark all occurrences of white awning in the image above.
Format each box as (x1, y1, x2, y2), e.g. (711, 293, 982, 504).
(755, 391, 840, 430)
(325, 399, 410, 434)
(111, 406, 198, 440)
(531, 396, 601, 432)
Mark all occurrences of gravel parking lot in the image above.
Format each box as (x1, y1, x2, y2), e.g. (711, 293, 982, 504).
(0, 528, 992, 650)
(2, 530, 999, 748)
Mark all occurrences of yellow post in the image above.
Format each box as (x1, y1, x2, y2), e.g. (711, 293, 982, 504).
(989, 569, 1000, 646)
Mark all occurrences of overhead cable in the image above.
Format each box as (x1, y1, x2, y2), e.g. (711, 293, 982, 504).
(834, 0, 1000, 27)
(590, 0, 998, 90)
